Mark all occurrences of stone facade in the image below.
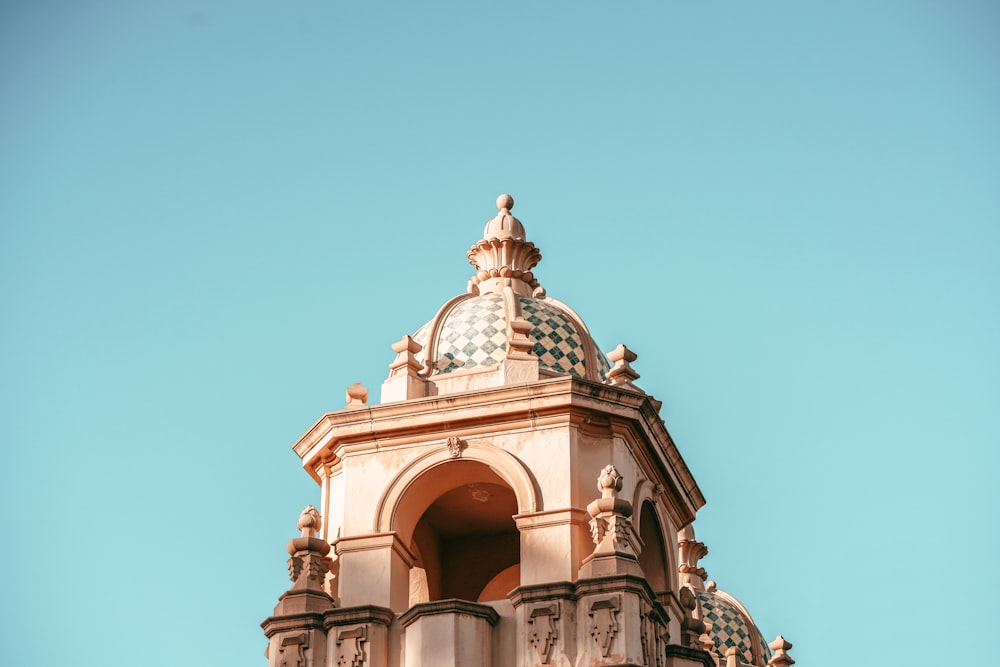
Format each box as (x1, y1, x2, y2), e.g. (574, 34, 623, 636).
(262, 195, 796, 667)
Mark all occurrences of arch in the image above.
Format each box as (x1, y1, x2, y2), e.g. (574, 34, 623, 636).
(375, 442, 540, 548)
(633, 480, 676, 595)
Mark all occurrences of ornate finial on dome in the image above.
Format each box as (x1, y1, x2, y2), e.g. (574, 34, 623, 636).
(468, 193, 543, 297)
(484, 193, 524, 240)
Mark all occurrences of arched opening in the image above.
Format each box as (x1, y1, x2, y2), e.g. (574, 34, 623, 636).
(399, 460, 521, 603)
(638, 500, 670, 596)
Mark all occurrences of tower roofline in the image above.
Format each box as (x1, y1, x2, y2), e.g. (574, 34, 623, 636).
(292, 375, 705, 527)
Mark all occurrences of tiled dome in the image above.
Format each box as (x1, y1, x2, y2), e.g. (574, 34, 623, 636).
(696, 588, 771, 666)
(412, 293, 610, 380)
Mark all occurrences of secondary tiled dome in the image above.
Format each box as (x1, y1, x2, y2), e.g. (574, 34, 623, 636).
(697, 588, 771, 666)
(412, 293, 611, 379)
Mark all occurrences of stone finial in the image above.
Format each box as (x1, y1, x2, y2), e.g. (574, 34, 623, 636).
(579, 465, 640, 578)
(381, 336, 430, 403)
(263, 508, 336, 667)
(597, 464, 624, 498)
(298, 505, 322, 538)
(286, 510, 333, 594)
(467, 193, 543, 297)
(345, 382, 368, 407)
(388, 335, 425, 377)
(606, 344, 642, 391)
(767, 636, 795, 666)
(725, 646, 741, 667)
(485, 194, 524, 240)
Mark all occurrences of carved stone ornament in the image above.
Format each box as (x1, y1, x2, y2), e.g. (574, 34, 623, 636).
(606, 343, 641, 389)
(336, 625, 367, 667)
(640, 605, 651, 667)
(679, 586, 707, 650)
(345, 382, 368, 407)
(279, 633, 308, 667)
(466, 194, 543, 297)
(589, 597, 621, 658)
(598, 464, 624, 496)
(528, 603, 559, 665)
(446, 436, 465, 458)
(767, 635, 795, 667)
(298, 505, 322, 538)
(586, 465, 635, 552)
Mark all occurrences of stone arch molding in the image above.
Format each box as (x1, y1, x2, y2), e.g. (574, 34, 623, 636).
(633, 478, 678, 592)
(374, 442, 541, 545)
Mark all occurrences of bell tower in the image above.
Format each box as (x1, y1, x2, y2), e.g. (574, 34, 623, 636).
(261, 195, 785, 667)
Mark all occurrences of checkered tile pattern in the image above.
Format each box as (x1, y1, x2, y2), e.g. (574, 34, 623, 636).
(427, 295, 507, 373)
(519, 297, 608, 379)
(411, 295, 610, 379)
(697, 590, 769, 665)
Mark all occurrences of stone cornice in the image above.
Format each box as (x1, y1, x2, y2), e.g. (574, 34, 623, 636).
(398, 599, 501, 627)
(323, 605, 395, 629)
(292, 376, 704, 526)
(260, 611, 327, 637)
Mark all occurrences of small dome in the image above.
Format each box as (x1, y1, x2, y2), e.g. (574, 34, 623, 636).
(696, 587, 771, 666)
(412, 293, 610, 380)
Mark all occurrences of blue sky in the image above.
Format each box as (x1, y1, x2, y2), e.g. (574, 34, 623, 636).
(1, 2, 997, 666)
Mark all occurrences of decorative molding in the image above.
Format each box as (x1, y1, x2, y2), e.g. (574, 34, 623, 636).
(278, 632, 308, 667)
(588, 596, 620, 658)
(336, 625, 367, 667)
(528, 603, 559, 665)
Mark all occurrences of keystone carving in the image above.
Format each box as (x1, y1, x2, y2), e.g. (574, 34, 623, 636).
(446, 436, 465, 458)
